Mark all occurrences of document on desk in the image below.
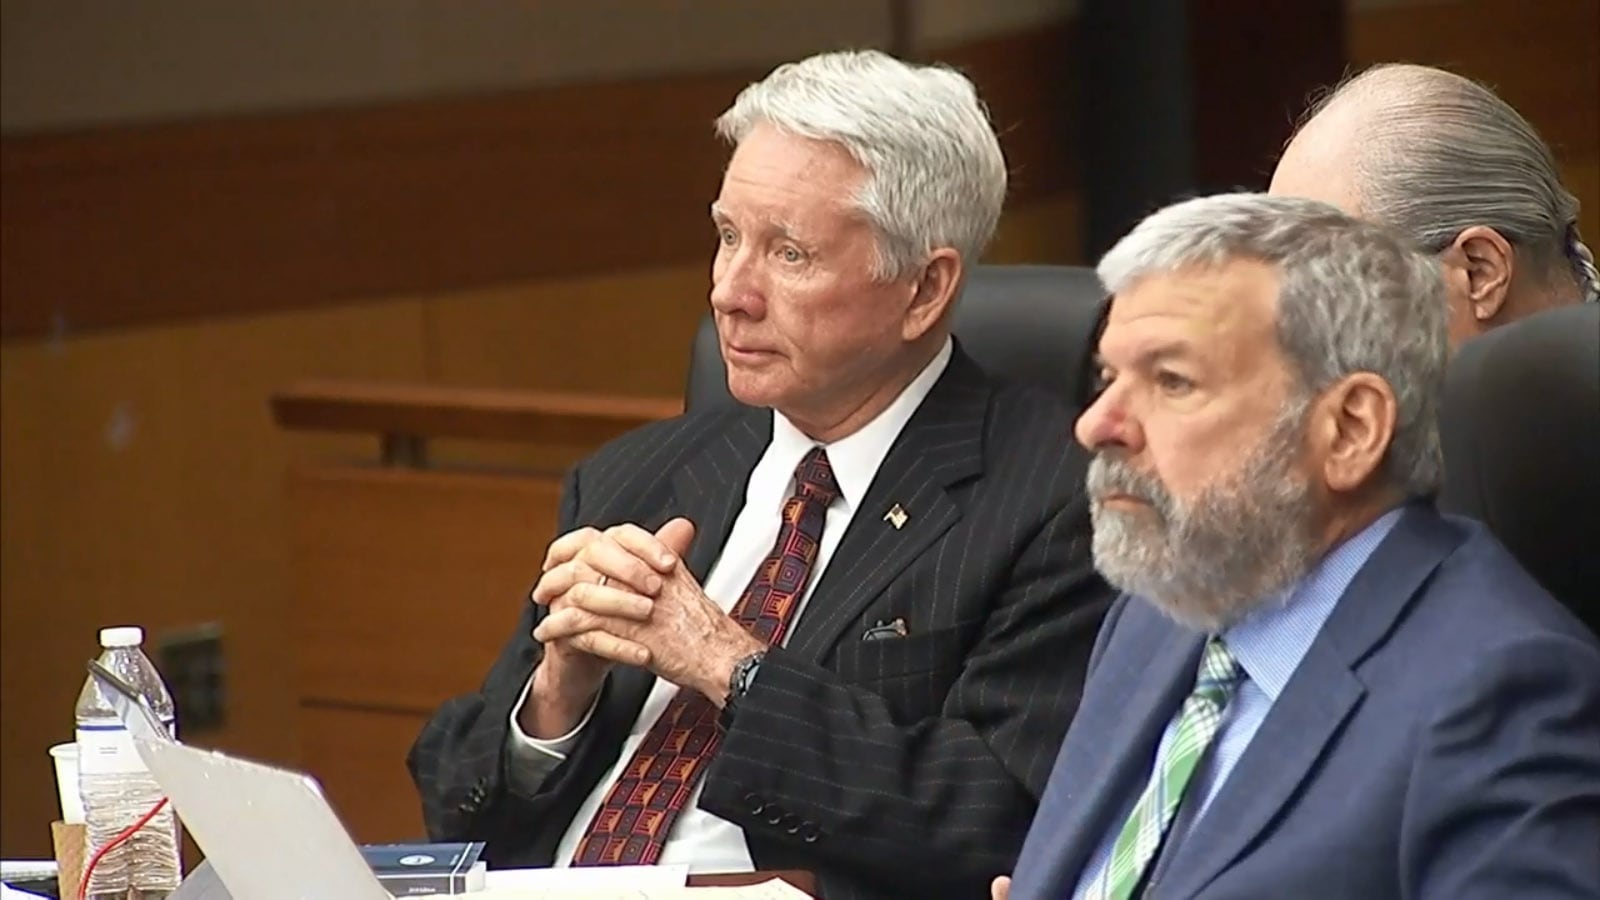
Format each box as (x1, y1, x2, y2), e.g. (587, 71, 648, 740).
(0, 860, 57, 882)
(481, 864, 686, 893)
(471, 871, 809, 899)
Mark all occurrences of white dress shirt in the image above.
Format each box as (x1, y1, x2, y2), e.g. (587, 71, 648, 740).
(504, 338, 953, 873)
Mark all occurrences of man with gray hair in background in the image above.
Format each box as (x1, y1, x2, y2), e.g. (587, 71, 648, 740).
(1270, 62, 1597, 347)
(1000, 193, 1600, 900)
(410, 49, 1112, 899)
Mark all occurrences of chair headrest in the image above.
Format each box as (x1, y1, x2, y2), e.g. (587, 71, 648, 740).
(1438, 303, 1600, 629)
(685, 264, 1108, 413)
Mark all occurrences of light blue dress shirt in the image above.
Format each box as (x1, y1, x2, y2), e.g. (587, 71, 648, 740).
(1070, 508, 1403, 899)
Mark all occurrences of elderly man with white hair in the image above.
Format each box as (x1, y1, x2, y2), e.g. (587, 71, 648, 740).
(1000, 193, 1600, 900)
(409, 50, 1112, 899)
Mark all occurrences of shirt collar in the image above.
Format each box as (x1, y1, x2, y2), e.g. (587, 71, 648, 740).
(770, 337, 953, 513)
(1222, 506, 1404, 701)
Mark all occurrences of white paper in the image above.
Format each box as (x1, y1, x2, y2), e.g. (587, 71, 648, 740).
(472, 870, 810, 899)
(0, 861, 56, 881)
(685, 882, 811, 900)
(482, 864, 687, 892)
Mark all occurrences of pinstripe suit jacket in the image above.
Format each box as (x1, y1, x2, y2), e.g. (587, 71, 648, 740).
(407, 347, 1114, 899)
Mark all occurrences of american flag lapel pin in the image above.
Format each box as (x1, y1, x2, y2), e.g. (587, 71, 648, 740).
(884, 503, 909, 530)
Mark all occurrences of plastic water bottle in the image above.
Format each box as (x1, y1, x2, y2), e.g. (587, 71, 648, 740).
(75, 626, 182, 899)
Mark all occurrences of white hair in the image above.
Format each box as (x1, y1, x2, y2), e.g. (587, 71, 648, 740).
(1309, 63, 1598, 303)
(715, 49, 1008, 281)
(1097, 192, 1449, 498)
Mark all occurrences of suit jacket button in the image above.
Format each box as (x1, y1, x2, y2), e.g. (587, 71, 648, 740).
(800, 823, 821, 843)
(766, 808, 785, 826)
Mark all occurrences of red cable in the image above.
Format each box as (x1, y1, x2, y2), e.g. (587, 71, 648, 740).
(76, 796, 170, 900)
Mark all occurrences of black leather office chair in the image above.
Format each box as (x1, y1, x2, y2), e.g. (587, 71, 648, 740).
(1438, 302, 1600, 635)
(684, 264, 1109, 412)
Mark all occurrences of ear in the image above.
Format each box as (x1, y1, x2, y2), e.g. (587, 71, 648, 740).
(1445, 226, 1515, 323)
(1310, 372, 1397, 494)
(901, 248, 963, 342)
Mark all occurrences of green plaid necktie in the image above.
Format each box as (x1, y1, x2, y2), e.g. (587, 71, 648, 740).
(1087, 637, 1245, 900)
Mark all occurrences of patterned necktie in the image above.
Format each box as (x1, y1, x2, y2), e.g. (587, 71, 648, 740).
(1086, 637, 1245, 900)
(572, 447, 840, 866)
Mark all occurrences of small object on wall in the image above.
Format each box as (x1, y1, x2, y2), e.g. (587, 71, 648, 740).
(158, 624, 227, 732)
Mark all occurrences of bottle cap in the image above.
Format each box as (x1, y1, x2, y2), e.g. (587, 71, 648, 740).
(99, 626, 144, 648)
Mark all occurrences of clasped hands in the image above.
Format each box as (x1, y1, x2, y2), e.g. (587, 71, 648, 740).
(524, 518, 764, 735)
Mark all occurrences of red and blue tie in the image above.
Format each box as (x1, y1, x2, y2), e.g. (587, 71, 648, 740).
(572, 447, 839, 865)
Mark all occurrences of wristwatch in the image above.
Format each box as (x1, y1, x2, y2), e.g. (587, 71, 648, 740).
(719, 650, 766, 729)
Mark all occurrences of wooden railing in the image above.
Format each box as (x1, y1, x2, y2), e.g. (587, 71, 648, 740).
(271, 379, 682, 842)
(271, 379, 683, 467)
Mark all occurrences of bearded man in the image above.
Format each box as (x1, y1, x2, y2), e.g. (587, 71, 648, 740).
(996, 193, 1600, 900)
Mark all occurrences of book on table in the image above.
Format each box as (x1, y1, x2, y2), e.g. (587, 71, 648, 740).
(359, 842, 487, 896)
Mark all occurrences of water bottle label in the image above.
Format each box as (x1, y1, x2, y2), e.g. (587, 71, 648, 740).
(76, 718, 177, 776)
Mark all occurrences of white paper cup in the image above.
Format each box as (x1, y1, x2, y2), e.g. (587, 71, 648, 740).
(49, 742, 84, 825)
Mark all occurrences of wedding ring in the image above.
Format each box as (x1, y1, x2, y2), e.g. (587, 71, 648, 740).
(596, 575, 609, 588)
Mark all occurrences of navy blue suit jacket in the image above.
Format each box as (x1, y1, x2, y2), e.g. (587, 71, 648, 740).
(1010, 504, 1600, 899)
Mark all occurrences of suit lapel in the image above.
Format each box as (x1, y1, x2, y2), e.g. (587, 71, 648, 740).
(784, 349, 989, 661)
(1162, 503, 1466, 898)
(1157, 642, 1364, 898)
(1026, 616, 1205, 897)
(670, 408, 770, 582)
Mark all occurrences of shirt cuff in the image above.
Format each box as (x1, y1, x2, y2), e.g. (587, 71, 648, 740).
(503, 671, 600, 795)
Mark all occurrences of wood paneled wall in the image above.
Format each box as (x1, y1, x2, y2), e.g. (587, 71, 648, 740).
(0, 0, 900, 133)
(0, 21, 1075, 342)
(0, 21, 1081, 856)
(0, 301, 426, 854)
(2, 0, 1595, 858)
(288, 467, 569, 843)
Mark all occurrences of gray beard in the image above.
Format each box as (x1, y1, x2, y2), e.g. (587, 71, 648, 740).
(1086, 406, 1320, 633)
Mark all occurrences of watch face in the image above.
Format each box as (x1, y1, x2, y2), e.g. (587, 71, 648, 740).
(730, 652, 764, 702)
